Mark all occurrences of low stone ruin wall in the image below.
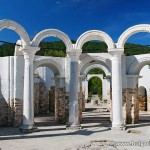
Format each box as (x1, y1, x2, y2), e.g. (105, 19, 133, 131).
(0, 98, 23, 127)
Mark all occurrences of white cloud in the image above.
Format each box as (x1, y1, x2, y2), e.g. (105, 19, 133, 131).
(56, 1, 60, 4)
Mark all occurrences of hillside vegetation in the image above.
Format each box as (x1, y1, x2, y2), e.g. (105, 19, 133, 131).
(1, 40, 150, 98)
(0, 41, 150, 57)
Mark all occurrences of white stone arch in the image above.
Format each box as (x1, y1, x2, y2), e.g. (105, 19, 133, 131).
(128, 56, 150, 74)
(87, 74, 103, 81)
(0, 19, 30, 48)
(82, 64, 111, 77)
(33, 58, 64, 76)
(31, 29, 72, 50)
(79, 54, 111, 75)
(117, 24, 150, 49)
(75, 30, 115, 50)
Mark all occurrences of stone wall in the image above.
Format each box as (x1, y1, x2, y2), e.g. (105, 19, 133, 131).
(147, 96, 150, 111)
(55, 87, 66, 124)
(0, 98, 23, 127)
(49, 86, 55, 113)
(34, 82, 50, 116)
(124, 88, 139, 124)
(65, 92, 69, 122)
(138, 95, 147, 111)
(122, 89, 127, 124)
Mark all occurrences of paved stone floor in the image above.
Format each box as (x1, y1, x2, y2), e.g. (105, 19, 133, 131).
(0, 103, 150, 150)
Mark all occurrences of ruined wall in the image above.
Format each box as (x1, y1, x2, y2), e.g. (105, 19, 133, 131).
(34, 82, 50, 116)
(49, 86, 55, 113)
(55, 87, 66, 124)
(123, 88, 139, 124)
(138, 95, 147, 111)
(0, 56, 24, 127)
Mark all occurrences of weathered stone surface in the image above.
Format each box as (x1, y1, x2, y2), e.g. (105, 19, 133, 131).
(147, 95, 150, 111)
(124, 88, 139, 124)
(34, 82, 50, 116)
(55, 87, 66, 124)
(0, 98, 22, 127)
(138, 95, 147, 111)
(122, 89, 127, 124)
(65, 92, 69, 122)
(49, 86, 55, 113)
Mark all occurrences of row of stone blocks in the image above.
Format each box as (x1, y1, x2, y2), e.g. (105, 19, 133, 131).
(0, 98, 22, 127)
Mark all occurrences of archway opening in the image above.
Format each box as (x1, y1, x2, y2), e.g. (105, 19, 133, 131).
(118, 26, 150, 126)
(34, 66, 55, 126)
(81, 67, 111, 128)
(88, 76, 102, 100)
(0, 28, 20, 57)
(82, 40, 107, 53)
(138, 65, 150, 123)
(125, 32, 150, 56)
(35, 37, 67, 57)
(33, 59, 62, 126)
(0, 28, 26, 127)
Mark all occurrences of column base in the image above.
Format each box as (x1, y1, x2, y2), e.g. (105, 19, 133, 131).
(111, 123, 125, 130)
(66, 123, 82, 130)
(19, 124, 39, 133)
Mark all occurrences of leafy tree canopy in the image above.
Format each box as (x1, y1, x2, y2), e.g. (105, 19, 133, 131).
(0, 40, 150, 57)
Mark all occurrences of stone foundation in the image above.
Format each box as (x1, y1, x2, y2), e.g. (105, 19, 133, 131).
(78, 92, 82, 123)
(65, 92, 69, 122)
(124, 88, 139, 124)
(49, 86, 55, 113)
(34, 82, 50, 116)
(55, 87, 66, 124)
(122, 89, 127, 124)
(138, 95, 147, 111)
(0, 98, 23, 127)
(82, 93, 85, 112)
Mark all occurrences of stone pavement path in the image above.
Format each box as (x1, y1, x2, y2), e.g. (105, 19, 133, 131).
(0, 103, 150, 150)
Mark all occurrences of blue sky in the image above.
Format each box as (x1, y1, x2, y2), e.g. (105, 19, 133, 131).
(0, 0, 150, 45)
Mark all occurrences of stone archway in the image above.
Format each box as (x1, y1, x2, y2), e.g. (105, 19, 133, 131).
(75, 30, 115, 50)
(31, 29, 72, 50)
(33, 57, 67, 124)
(0, 19, 31, 127)
(117, 24, 150, 49)
(0, 19, 30, 48)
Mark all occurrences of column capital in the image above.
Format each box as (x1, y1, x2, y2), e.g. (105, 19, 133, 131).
(67, 49, 82, 61)
(108, 48, 124, 56)
(21, 46, 40, 60)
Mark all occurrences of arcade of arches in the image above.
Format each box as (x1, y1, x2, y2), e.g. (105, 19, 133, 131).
(0, 19, 150, 132)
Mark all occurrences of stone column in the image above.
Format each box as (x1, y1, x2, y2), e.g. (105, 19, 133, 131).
(85, 78, 88, 102)
(20, 46, 40, 133)
(109, 49, 124, 130)
(78, 75, 85, 122)
(66, 49, 82, 129)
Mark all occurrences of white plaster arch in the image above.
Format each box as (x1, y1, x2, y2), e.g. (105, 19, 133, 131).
(75, 30, 115, 50)
(117, 24, 150, 48)
(79, 54, 111, 75)
(87, 74, 103, 81)
(31, 29, 72, 50)
(82, 64, 110, 76)
(0, 19, 30, 48)
(128, 55, 150, 74)
(33, 58, 64, 76)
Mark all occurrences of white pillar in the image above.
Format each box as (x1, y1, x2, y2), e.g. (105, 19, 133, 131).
(85, 78, 88, 102)
(109, 49, 124, 130)
(66, 49, 82, 129)
(20, 46, 40, 133)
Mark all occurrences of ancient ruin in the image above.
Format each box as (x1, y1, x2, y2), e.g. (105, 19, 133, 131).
(0, 19, 150, 132)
